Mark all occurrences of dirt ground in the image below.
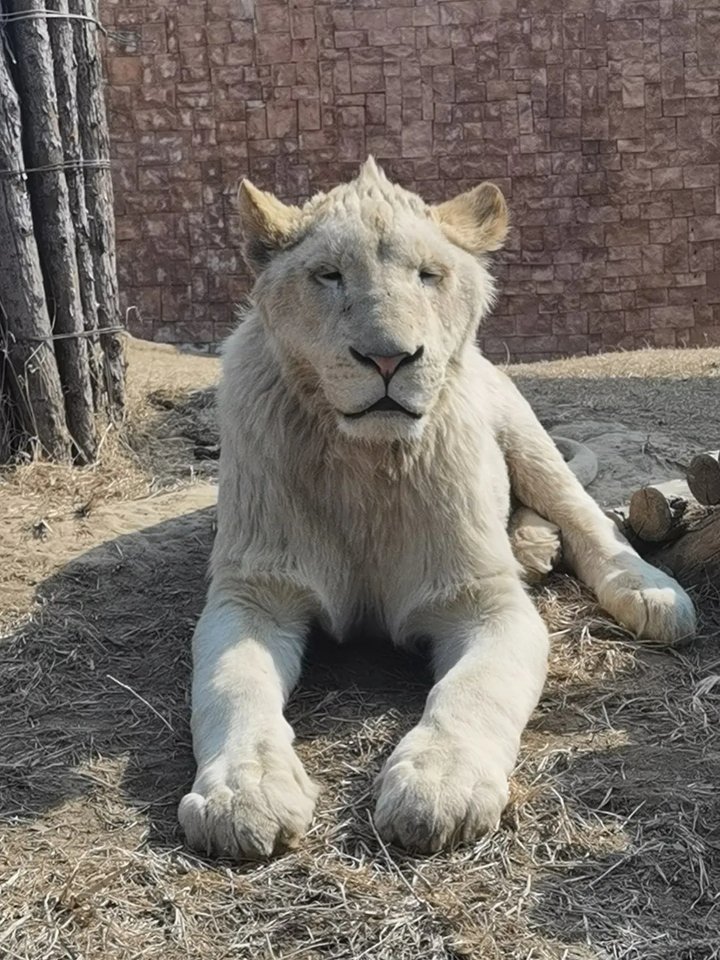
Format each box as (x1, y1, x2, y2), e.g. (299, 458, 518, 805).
(1, 338, 719, 960)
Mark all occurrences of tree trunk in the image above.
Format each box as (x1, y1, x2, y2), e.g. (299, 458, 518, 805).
(8, 0, 96, 461)
(0, 379, 13, 463)
(0, 26, 71, 460)
(687, 451, 720, 506)
(48, 0, 103, 408)
(70, 0, 126, 415)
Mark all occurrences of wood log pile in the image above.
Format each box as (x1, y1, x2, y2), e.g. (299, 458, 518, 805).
(0, 0, 124, 464)
(614, 451, 720, 586)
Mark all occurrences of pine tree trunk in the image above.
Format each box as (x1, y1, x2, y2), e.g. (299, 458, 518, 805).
(47, 0, 103, 409)
(8, 0, 97, 461)
(0, 380, 13, 462)
(0, 26, 71, 461)
(70, 0, 126, 415)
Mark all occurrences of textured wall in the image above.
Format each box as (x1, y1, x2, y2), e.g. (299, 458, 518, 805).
(103, 0, 720, 361)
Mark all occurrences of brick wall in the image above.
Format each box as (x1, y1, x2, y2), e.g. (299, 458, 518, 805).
(102, 0, 720, 361)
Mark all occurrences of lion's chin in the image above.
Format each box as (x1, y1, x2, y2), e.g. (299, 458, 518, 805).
(337, 410, 426, 443)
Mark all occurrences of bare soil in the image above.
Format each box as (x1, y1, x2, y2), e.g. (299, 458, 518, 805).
(1, 338, 719, 960)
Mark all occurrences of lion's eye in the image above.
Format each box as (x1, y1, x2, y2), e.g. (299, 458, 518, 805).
(315, 270, 343, 288)
(419, 269, 442, 285)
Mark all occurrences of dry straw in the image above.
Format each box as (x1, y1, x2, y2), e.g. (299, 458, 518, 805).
(1, 340, 719, 959)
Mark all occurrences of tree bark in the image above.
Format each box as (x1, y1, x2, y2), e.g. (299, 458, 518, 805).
(687, 451, 720, 507)
(0, 379, 13, 463)
(0, 26, 71, 460)
(70, 0, 125, 415)
(48, 0, 103, 408)
(8, 0, 96, 461)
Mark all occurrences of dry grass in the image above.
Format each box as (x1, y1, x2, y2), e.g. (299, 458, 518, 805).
(0, 338, 220, 618)
(1, 339, 719, 960)
(2, 338, 220, 504)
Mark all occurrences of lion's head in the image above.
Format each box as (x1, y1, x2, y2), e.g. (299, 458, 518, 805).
(238, 158, 508, 442)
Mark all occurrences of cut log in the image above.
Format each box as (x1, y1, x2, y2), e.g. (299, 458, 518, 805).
(48, 0, 103, 408)
(70, 0, 126, 415)
(9, 0, 96, 461)
(650, 509, 720, 585)
(687, 451, 720, 506)
(0, 23, 71, 460)
(628, 479, 709, 543)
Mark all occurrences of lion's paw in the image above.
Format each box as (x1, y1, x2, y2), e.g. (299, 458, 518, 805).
(597, 558, 696, 646)
(178, 741, 318, 859)
(509, 507, 562, 583)
(374, 726, 509, 853)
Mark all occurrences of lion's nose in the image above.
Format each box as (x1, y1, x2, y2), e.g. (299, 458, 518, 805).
(349, 345, 424, 382)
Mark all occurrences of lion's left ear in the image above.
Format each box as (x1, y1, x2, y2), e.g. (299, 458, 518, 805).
(237, 179, 302, 272)
(432, 182, 509, 253)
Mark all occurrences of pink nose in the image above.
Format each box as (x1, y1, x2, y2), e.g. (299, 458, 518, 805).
(367, 354, 407, 380)
(349, 345, 425, 380)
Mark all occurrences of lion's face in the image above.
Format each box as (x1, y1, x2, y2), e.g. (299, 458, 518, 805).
(240, 160, 508, 442)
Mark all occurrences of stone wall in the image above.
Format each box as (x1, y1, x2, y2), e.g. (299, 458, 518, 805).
(102, 0, 720, 361)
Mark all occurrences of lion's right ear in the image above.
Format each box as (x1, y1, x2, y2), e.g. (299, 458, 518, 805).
(432, 182, 509, 254)
(237, 180, 302, 272)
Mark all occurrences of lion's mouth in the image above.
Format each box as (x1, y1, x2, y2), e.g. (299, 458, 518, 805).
(342, 395, 423, 420)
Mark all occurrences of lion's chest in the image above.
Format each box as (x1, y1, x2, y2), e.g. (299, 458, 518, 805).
(290, 434, 512, 641)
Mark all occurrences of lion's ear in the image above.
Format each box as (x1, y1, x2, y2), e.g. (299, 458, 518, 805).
(433, 182, 508, 254)
(237, 180, 302, 272)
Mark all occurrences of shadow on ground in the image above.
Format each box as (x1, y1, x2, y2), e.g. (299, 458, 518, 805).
(0, 506, 430, 846)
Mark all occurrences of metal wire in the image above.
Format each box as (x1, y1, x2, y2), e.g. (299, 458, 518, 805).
(0, 10, 105, 33)
(18, 326, 126, 344)
(0, 158, 111, 178)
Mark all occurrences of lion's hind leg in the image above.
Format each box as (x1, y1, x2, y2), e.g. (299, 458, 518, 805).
(509, 506, 562, 583)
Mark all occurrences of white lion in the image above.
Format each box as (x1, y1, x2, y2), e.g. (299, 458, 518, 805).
(178, 159, 695, 858)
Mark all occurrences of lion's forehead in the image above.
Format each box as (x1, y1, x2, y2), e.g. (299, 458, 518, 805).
(305, 223, 437, 273)
(299, 176, 431, 242)
(306, 170, 425, 214)
(293, 206, 446, 277)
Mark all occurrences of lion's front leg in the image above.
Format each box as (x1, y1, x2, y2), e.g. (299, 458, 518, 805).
(375, 575, 548, 853)
(495, 377, 696, 645)
(178, 583, 318, 859)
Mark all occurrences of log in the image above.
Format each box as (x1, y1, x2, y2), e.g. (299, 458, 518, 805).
(9, 0, 96, 461)
(70, 0, 126, 415)
(687, 451, 720, 506)
(0, 19, 71, 460)
(48, 0, 103, 408)
(628, 479, 709, 543)
(650, 509, 720, 585)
